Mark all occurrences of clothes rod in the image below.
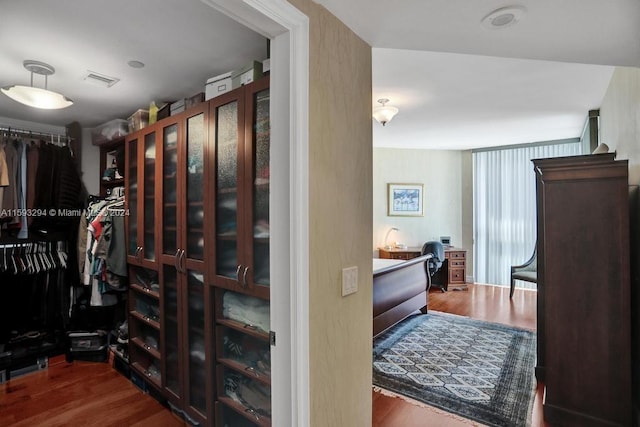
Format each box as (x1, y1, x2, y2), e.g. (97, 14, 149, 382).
(0, 125, 73, 144)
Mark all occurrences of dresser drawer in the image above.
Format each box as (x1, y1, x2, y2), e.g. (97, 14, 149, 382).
(449, 268, 465, 284)
(391, 253, 411, 260)
(450, 260, 465, 268)
(446, 251, 465, 260)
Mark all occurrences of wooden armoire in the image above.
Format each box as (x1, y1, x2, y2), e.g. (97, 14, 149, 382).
(533, 153, 632, 426)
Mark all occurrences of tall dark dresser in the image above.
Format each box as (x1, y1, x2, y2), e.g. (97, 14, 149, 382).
(534, 153, 632, 426)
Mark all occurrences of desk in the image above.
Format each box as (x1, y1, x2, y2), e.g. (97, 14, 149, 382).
(378, 247, 467, 291)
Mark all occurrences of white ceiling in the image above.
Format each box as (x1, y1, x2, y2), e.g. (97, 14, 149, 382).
(315, 0, 639, 150)
(1, 0, 638, 150)
(0, 0, 268, 129)
(372, 49, 614, 150)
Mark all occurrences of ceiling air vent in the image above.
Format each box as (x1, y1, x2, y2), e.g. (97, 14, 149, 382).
(83, 71, 120, 88)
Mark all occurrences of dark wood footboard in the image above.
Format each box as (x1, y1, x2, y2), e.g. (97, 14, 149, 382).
(373, 254, 431, 337)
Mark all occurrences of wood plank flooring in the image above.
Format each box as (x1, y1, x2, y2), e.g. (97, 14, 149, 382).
(0, 283, 542, 426)
(373, 283, 547, 427)
(0, 355, 183, 427)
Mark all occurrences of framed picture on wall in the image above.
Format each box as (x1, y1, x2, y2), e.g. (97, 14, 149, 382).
(387, 183, 424, 216)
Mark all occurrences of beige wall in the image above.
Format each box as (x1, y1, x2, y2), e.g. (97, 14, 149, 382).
(600, 67, 640, 185)
(287, 1, 374, 425)
(372, 148, 474, 280)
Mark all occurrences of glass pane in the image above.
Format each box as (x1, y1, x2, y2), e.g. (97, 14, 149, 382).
(144, 132, 156, 261)
(163, 124, 178, 255)
(219, 326, 270, 378)
(221, 366, 271, 420)
(186, 114, 204, 261)
(221, 291, 270, 334)
(163, 266, 180, 397)
(253, 89, 270, 286)
(216, 102, 238, 278)
(128, 139, 138, 256)
(187, 271, 206, 412)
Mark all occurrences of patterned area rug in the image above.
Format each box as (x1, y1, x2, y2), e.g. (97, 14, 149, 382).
(373, 312, 536, 427)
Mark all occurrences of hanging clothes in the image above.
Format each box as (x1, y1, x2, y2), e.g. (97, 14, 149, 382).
(80, 194, 127, 307)
(0, 144, 9, 237)
(1, 139, 18, 222)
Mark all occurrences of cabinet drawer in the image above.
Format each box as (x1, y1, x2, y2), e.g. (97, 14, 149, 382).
(447, 251, 465, 259)
(450, 260, 465, 268)
(391, 253, 411, 260)
(449, 268, 465, 284)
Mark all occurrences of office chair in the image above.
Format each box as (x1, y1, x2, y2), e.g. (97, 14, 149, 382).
(421, 241, 445, 292)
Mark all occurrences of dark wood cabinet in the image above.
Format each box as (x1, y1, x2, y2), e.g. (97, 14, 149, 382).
(156, 106, 211, 425)
(210, 77, 272, 426)
(98, 137, 125, 197)
(125, 128, 157, 269)
(534, 153, 632, 426)
(124, 77, 271, 426)
(209, 77, 270, 301)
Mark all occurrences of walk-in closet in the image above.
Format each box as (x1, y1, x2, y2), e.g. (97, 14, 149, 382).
(0, 1, 275, 426)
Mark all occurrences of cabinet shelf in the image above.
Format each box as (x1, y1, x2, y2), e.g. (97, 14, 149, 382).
(130, 283, 160, 299)
(131, 362, 162, 390)
(216, 318, 270, 341)
(218, 396, 271, 427)
(130, 311, 160, 330)
(217, 187, 237, 195)
(217, 233, 238, 240)
(218, 358, 271, 386)
(101, 178, 125, 187)
(130, 337, 161, 360)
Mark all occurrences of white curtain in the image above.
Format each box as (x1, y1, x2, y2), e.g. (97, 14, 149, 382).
(473, 141, 583, 286)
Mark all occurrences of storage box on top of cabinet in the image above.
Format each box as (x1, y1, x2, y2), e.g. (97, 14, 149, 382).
(231, 61, 263, 89)
(205, 71, 232, 100)
(128, 109, 149, 132)
(91, 119, 128, 146)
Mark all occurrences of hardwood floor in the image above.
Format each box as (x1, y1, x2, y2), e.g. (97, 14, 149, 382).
(0, 355, 183, 427)
(373, 283, 547, 427)
(0, 283, 541, 426)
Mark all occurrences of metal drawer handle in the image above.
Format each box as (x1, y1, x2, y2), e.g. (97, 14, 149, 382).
(236, 265, 242, 282)
(242, 266, 249, 287)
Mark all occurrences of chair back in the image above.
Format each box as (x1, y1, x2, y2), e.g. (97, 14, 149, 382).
(422, 241, 444, 276)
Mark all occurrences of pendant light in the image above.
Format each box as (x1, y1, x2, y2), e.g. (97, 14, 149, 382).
(1, 60, 73, 110)
(373, 98, 399, 126)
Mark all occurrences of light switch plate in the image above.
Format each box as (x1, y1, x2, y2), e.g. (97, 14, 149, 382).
(342, 266, 358, 296)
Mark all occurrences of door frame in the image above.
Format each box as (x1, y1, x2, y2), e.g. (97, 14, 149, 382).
(200, 1, 310, 426)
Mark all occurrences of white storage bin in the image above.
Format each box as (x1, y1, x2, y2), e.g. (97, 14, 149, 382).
(91, 119, 128, 146)
(231, 61, 263, 89)
(205, 71, 232, 100)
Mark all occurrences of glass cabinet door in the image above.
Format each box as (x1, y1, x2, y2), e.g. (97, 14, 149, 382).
(143, 132, 156, 262)
(163, 266, 181, 399)
(251, 88, 270, 290)
(214, 99, 240, 283)
(127, 137, 139, 258)
(186, 271, 206, 414)
(185, 113, 205, 261)
(162, 124, 178, 257)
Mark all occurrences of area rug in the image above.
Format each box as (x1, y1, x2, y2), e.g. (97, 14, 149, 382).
(373, 312, 536, 427)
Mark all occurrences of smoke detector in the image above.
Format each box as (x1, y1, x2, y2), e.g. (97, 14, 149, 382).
(481, 6, 527, 30)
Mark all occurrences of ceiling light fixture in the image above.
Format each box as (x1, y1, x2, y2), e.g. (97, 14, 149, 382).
(481, 6, 527, 30)
(373, 98, 399, 126)
(1, 60, 73, 110)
